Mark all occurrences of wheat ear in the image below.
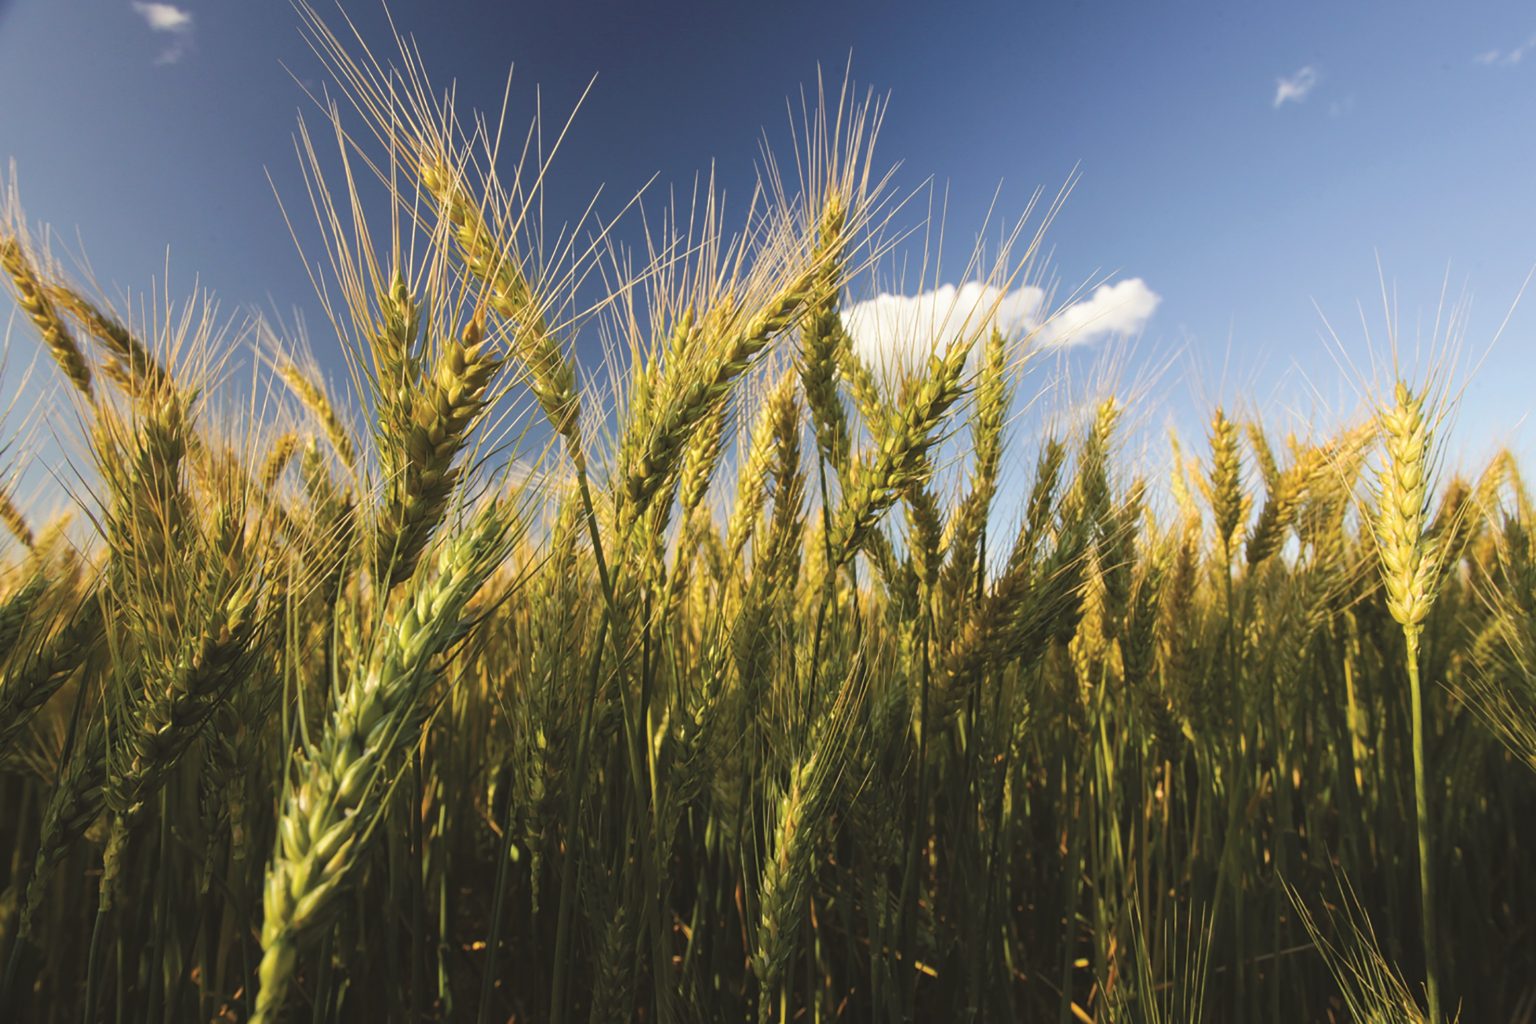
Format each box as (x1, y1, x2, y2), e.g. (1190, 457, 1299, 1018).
(420, 160, 582, 446)
(375, 313, 503, 585)
(942, 324, 1011, 609)
(1, 237, 93, 396)
(830, 336, 972, 565)
(726, 375, 799, 560)
(1206, 406, 1244, 557)
(0, 570, 47, 667)
(45, 283, 169, 393)
(799, 189, 854, 474)
(253, 501, 515, 1022)
(0, 585, 104, 754)
(751, 670, 861, 1020)
(275, 359, 357, 474)
(624, 264, 818, 521)
(1247, 445, 1323, 566)
(0, 482, 33, 548)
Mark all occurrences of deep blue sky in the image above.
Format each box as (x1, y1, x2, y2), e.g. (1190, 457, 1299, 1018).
(2, 0, 1534, 501)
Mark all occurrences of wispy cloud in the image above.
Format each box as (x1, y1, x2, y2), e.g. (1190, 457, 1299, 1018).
(841, 278, 1160, 378)
(131, 2, 194, 65)
(1475, 34, 1536, 67)
(1273, 66, 1319, 108)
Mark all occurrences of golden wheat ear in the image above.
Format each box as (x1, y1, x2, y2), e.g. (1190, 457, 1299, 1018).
(0, 479, 32, 548)
(44, 284, 170, 396)
(274, 358, 357, 474)
(1, 237, 93, 398)
(1205, 405, 1245, 558)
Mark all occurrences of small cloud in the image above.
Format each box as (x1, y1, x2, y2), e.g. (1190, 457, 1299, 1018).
(840, 278, 1159, 378)
(1273, 65, 1319, 108)
(1037, 279, 1161, 347)
(1474, 34, 1536, 67)
(131, 2, 194, 64)
(133, 2, 190, 30)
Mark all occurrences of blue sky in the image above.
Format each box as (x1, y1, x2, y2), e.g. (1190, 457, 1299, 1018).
(2, 0, 1535, 508)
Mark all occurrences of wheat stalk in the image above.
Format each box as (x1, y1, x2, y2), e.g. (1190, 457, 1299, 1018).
(1371, 378, 1443, 1023)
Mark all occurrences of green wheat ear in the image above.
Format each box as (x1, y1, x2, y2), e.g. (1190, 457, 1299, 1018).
(253, 500, 520, 1023)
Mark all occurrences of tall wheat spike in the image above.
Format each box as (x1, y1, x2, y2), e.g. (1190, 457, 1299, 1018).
(1372, 379, 1443, 1023)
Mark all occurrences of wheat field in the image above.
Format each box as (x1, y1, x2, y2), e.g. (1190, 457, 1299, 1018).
(1, 9, 1534, 1023)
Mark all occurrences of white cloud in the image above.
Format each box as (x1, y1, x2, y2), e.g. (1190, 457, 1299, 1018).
(133, 2, 191, 30)
(840, 277, 1159, 377)
(131, 3, 194, 64)
(1037, 278, 1161, 347)
(1273, 66, 1319, 108)
(1475, 34, 1536, 67)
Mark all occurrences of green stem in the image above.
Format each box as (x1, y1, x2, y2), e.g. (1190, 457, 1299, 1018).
(1405, 628, 1441, 1023)
(476, 782, 518, 1024)
(549, 616, 611, 1024)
